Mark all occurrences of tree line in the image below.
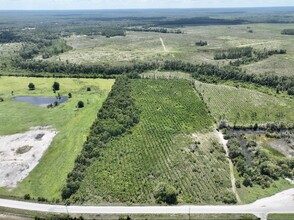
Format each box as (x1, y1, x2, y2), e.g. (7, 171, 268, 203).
(11, 59, 294, 95)
(61, 76, 140, 201)
(127, 27, 183, 34)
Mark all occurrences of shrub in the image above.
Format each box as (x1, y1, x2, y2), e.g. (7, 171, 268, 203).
(154, 182, 178, 204)
(222, 191, 237, 204)
(28, 82, 35, 90)
(52, 82, 60, 91)
(235, 180, 241, 188)
(68, 93, 72, 98)
(0, 97, 3, 102)
(87, 87, 91, 92)
(77, 101, 84, 108)
(287, 87, 294, 95)
(24, 194, 30, 200)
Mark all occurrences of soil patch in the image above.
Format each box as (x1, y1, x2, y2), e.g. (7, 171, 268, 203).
(0, 126, 57, 188)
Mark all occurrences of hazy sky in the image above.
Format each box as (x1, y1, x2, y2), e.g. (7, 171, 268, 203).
(1, 0, 294, 10)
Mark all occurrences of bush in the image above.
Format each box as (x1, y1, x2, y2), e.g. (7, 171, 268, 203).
(87, 87, 91, 92)
(52, 82, 60, 91)
(68, 93, 72, 98)
(0, 97, 3, 102)
(77, 101, 84, 108)
(24, 194, 30, 200)
(287, 87, 294, 95)
(28, 82, 35, 90)
(195, 40, 208, 46)
(222, 191, 237, 204)
(235, 180, 241, 188)
(154, 182, 178, 204)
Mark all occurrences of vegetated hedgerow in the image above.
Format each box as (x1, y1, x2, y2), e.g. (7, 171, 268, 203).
(61, 76, 140, 200)
(194, 81, 294, 127)
(74, 79, 232, 204)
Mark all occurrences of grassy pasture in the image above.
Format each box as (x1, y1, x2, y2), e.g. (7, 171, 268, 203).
(75, 79, 232, 205)
(194, 80, 294, 126)
(0, 76, 114, 200)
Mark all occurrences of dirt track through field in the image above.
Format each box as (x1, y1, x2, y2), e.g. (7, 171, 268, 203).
(160, 37, 167, 52)
(216, 130, 241, 203)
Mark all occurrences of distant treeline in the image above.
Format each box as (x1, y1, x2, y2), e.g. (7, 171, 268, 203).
(281, 29, 294, 35)
(127, 27, 183, 34)
(162, 60, 294, 94)
(157, 17, 247, 26)
(229, 49, 287, 66)
(62, 76, 140, 200)
(13, 58, 294, 95)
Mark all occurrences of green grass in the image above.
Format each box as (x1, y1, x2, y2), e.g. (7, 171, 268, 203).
(75, 79, 232, 205)
(267, 214, 294, 220)
(0, 76, 114, 200)
(194, 80, 294, 126)
(236, 175, 292, 204)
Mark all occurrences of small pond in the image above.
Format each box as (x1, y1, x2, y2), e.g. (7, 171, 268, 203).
(13, 96, 68, 107)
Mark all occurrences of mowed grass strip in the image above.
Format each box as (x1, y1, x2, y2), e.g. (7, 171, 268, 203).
(194, 81, 294, 126)
(0, 77, 114, 200)
(76, 79, 232, 204)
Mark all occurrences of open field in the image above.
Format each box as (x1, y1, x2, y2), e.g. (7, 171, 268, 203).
(43, 23, 294, 77)
(194, 80, 294, 126)
(50, 32, 173, 65)
(74, 79, 233, 205)
(0, 76, 114, 200)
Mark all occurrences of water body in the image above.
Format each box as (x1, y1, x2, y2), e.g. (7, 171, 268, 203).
(13, 96, 68, 107)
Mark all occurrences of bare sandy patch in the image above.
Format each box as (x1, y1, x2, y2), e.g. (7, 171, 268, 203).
(0, 126, 57, 189)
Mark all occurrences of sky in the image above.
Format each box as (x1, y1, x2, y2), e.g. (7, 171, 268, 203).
(1, 0, 294, 10)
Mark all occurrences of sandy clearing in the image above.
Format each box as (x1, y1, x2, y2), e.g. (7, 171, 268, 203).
(0, 126, 57, 189)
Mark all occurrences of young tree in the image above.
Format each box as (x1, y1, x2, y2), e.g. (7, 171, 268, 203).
(154, 182, 178, 204)
(52, 82, 60, 91)
(77, 101, 84, 108)
(28, 83, 35, 90)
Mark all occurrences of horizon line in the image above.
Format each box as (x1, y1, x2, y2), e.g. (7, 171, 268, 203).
(0, 6, 294, 11)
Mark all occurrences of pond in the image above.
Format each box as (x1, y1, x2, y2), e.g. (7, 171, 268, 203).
(13, 96, 68, 107)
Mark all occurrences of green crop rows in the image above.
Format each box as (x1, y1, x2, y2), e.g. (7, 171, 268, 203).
(75, 79, 232, 204)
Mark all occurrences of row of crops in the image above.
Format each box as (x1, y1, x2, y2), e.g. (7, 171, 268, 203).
(75, 79, 233, 204)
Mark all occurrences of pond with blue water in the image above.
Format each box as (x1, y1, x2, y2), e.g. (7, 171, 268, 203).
(13, 96, 68, 107)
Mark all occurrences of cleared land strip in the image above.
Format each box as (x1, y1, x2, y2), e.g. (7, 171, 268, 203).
(0, 189, 293, 220)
